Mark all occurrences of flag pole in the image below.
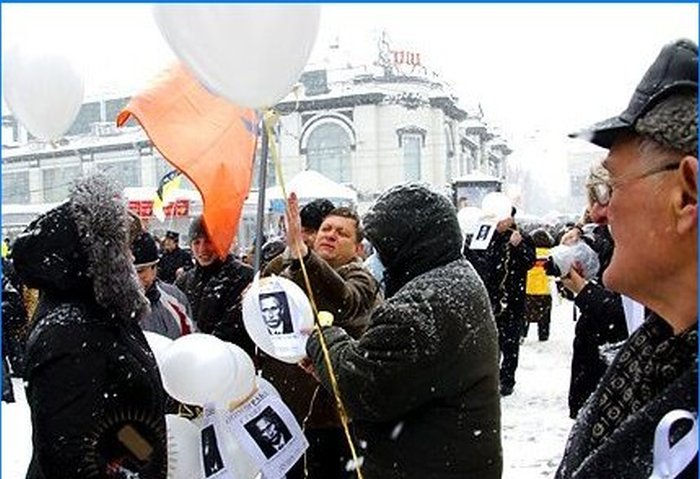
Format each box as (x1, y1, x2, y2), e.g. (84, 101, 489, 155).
(253, 117, 270, 273)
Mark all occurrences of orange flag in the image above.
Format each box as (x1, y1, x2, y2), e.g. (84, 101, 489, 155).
(117, 63, 259, 258)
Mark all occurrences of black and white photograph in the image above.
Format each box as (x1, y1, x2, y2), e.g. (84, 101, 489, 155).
(201, 424, 225, 477)
(259, 291, 294, 335)
(470, 222, 497, 250)
(243, 406, 293, 459)
(476, 223, 492, 241)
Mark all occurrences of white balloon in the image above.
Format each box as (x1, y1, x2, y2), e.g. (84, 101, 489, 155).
(481, 192, 513, 221)
(457, 207, 483, 236)
(3, 43, 84, 141)
(166, 414, 203, 479)
(153, 4, 321, 109)
(211, 343, 257, 409)
(243, 275, 314, 364)
(143, 331, 174, 370)
(160, 333, 237, 406)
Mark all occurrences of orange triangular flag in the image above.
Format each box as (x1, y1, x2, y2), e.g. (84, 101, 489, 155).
(117, 63, 259, 258)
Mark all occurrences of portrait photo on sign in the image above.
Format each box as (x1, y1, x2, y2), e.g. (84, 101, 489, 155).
(244, 406, 293, 459)
(201, 424, 225, 477)
(476, 224, 491, 241)
(259, 291, 294, 335)
(469, 222, 496, 250)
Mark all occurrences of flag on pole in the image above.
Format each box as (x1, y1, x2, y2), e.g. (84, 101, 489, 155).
(116, 63, 259, 258)
(152, 169, 182, 222)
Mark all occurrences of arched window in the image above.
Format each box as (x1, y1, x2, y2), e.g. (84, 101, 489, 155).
(306, 123, 352, 183)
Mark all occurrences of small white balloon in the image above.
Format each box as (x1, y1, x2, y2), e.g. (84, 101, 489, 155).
(160, 333, 237, 406)
(166, 414, 203, 479)
(243, 274, 314, 364)
(457, 207, 483, 236)
(153, 4, 321, 109)
(481, 192, 513, 222)
(3, 43, 84, 141)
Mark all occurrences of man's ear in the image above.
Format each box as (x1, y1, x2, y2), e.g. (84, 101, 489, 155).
(673, 155, 698, 235)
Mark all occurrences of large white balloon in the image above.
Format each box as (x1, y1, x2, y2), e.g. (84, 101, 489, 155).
(153, 4, 321, 109)
(160, 333, 237, 406)
(3, 43, 84, 141)
(243, 275, 314, 364)
(166, 414, 203, 479)
(481, 192, 513, 222)
(211, 343, 257, 409)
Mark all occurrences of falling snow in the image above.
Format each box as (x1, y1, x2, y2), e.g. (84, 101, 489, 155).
(2, 300, 577, 479)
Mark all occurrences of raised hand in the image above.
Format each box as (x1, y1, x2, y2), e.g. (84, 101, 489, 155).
(285, 192, 308, 259)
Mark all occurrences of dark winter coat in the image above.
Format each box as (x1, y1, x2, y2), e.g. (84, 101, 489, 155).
(2, 257, 28, 377)
(260, 250, 380, 429)
(556, 314, 697, 479)
(175, 254, 255, 356)
(307, 183, 502, 479)
(12, 175, 167, 479)
(464, 227, 536, 321)
(568, 225, 628, 418)
(157, 247, 192, 284)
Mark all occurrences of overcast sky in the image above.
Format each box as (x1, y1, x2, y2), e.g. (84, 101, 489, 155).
(2, 3, 698, 181)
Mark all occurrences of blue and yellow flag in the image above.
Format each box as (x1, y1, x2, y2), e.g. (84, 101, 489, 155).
(152, 169, 182, 222)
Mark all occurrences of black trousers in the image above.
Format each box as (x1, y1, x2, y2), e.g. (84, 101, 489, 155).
(497, 309, 522, 390)
(2, 356, 15, 403)
(522, 295, 552, 341)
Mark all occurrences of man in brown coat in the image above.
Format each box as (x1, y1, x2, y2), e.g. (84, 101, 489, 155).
(261, 193, 381, 479)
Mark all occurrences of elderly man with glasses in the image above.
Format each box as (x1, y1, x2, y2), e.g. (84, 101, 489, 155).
(556, 39, 697, 479)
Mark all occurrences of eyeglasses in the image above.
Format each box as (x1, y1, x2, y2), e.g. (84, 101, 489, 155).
(589, 162, 680, 206)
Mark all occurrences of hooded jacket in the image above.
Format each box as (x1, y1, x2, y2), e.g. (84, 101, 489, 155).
(12, 175, 167, 479)
(307, 183, 502, 479)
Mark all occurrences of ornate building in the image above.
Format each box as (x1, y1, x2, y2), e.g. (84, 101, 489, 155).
(2, 33, 512, 243)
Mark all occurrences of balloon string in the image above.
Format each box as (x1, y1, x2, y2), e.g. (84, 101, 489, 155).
(263, 111, 364, 479)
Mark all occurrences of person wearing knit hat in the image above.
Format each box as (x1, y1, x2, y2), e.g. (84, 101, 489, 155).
(557, 39, 697, 479)
(131, 231, 195, 339)
(11, 175, 168, 478)
(175, 215, 255, 355)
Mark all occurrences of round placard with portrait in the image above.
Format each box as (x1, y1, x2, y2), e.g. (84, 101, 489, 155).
(242, 274, 314, 363)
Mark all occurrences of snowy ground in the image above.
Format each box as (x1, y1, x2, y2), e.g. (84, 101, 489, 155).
(2, 299, 577, 478)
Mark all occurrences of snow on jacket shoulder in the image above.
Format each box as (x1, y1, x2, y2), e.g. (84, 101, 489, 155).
(308, 259, 501, 478)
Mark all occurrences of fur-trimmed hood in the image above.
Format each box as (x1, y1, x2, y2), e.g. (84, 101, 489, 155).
(12, 175, 149, 322)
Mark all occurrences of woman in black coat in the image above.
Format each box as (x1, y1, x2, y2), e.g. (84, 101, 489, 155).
(12, 175, 168, 479)
(307, 183, 502, 479)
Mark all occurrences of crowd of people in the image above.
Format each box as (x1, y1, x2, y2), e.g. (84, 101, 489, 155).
(1, 38, 696, 479)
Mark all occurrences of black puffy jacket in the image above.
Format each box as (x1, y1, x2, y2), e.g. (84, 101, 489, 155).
(307, 183, 502, 479)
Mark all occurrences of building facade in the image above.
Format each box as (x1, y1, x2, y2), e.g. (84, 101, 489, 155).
(2, 34, 512, 245)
